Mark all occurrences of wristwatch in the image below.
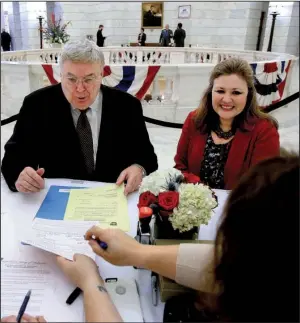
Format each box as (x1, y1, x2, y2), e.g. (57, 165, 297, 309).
(133, 164, 147, 178)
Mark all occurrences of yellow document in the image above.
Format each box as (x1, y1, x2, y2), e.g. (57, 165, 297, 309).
(64, 183, 129, 231)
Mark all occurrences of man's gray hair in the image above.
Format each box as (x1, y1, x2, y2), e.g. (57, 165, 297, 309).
(59, 39, 105, 69)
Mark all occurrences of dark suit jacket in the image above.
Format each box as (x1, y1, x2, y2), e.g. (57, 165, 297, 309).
(96, 30, 106, 47)
(1, 31, 11, 51)
(138, 33, 146, 46)
(173, 28, 186, 47)
(1, 84, 158, 192)
(174, 111, 280, 190)
(159, 29, 173, 46)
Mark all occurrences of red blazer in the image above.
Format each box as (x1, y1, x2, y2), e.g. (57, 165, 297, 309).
(174, 111, 280, 190)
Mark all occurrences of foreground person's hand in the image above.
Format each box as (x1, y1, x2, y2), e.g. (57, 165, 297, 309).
(56, 254, 103, 290)
(1, 314, 46, 322)
(85, 226, 143, 267)
(15, 167, 45, 193)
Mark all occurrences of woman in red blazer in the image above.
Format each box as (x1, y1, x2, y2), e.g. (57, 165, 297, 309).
(174, 58, 280, 190)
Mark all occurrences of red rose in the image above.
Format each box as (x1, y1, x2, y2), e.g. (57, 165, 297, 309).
(184, 172, 200, 184)
(158, 191, 179, 211)
(137, 191, 157, 208)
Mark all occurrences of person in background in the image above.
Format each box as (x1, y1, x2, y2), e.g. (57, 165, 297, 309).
(1, 28, 11, 51)
(173, 23, 186, 47)
(174, 58, 280, 189)
(1, 40, 158, 195)
(2, 154, 298, 321)
(96, 25, 106, 47)
(138, 28, 146, 46)
(159, 24, 173, 47)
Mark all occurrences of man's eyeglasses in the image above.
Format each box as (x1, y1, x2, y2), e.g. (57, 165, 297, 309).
(63, 75, 101, 88)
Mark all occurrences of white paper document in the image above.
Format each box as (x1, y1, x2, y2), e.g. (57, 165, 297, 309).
(22, 219, 97, 261)
(1, 245, 85, 322)
(1, 258, 54, 317)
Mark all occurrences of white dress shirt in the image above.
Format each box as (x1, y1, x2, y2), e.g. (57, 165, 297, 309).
(70, 90, 146, 176)
(70, 91, 103, 164)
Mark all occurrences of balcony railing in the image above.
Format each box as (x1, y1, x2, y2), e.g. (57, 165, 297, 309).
(1, 46, 294, 65)
(1, 47, 298, 126)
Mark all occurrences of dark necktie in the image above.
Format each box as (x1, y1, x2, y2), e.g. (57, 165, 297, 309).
(76, 108, 94, 174)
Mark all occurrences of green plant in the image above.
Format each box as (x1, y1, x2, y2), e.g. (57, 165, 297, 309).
(42, 18, 71, 44)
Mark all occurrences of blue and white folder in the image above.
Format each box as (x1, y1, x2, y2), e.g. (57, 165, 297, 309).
(34, 185, 86, 221)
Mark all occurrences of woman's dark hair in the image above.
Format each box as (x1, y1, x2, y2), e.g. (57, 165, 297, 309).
(141, 28, 145, 32)
(193, 58, 278, 133)
(213, 154, 299, 321)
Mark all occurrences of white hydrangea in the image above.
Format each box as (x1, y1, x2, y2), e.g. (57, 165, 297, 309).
(169, 183, 218, 232)
(139, 168, 183, 196)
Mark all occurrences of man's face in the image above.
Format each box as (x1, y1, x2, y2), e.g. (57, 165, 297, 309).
(61, 61, 103, 110)
(165, 24, 169, 30)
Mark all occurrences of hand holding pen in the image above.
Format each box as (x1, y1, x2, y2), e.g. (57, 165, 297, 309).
(85, 226, 141, 267)
(1, 314, 46, 323)
(1, 289, 47, 323)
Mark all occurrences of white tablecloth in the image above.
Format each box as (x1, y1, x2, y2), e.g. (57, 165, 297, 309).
(1, 177, 228, 322)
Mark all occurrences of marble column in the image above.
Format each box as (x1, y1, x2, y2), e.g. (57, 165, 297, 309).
(1, 2, 5, 30)
(262, 2, 299, 55)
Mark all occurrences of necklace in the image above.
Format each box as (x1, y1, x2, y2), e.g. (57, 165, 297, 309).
(214, 126, 235, 139)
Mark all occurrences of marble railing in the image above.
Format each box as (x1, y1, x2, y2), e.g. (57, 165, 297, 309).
(1, 47, 298, 127)
(1, 46, 295, 65)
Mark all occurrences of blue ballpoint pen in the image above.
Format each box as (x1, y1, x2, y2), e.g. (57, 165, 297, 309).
(16, 290, 31, 323)
(97, 240, 108, 250)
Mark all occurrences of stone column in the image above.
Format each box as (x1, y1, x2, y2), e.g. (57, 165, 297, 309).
(262, 2, 299, 55)
(1, 2, 5, 30)
(3, 1, 20, 50)
(18, 2, 47, 50)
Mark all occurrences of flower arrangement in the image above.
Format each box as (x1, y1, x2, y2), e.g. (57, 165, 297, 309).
(138, 169, 218, 238)
(41, 17, 71, 44)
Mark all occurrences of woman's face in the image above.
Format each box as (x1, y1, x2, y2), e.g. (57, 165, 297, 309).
(212, 74, 249, 123)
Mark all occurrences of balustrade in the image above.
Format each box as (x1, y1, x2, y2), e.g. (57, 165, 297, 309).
(1, 47, 295, 65)
(1, 47, 298, 126)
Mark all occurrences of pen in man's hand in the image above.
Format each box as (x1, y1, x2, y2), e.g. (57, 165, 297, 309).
(16, 290, 31, 323)
(66, 239, 107, 305)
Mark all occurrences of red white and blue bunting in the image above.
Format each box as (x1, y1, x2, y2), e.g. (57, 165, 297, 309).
(250, 60, 292, 109)
(42, 64, 160, 101)
(42, 60, 291, 109)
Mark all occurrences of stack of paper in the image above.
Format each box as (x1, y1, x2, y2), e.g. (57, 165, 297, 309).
(1, 246, 84, 321)
(22, 184, 130, 260)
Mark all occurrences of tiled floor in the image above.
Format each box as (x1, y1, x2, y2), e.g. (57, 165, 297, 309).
(1, 63, 299, 169)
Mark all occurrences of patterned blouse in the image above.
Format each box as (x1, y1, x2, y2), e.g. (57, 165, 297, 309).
(200, 133, 232, 189)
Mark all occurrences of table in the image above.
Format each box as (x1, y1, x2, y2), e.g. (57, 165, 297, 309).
(1, 176, 228, 322)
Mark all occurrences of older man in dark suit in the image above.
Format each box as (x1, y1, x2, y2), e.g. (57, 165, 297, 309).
(159, 24, 173, 47)
(1, 39, 158, 195)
